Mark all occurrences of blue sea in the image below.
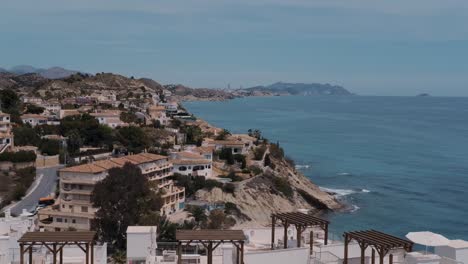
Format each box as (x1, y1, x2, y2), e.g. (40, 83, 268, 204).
(184, 96, 468, 240)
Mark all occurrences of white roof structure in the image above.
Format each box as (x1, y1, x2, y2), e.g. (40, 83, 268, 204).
(448, 239, 468, 249)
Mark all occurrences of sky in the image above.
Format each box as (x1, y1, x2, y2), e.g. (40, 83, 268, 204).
(1, 0, 467, 96)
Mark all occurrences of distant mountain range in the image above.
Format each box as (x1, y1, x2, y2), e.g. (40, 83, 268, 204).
(242, 82, 352, 96)
(1, 65, 83, 79)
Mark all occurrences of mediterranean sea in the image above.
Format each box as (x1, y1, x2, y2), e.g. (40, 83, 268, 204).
(184, 96, 468, 240)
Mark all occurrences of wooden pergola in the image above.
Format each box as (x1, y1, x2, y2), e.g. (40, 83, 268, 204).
(344, 230, 413, 264)
(18, 231, 96, 264)
(271, 212, 330, 249)
(176, 230, 246, 264)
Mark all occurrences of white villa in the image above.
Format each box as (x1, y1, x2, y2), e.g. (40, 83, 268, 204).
(171, 151, 213, 178)
(90, 110, 128, 128)
(20, 114, 47, 127)
(38, 153, 184, 231)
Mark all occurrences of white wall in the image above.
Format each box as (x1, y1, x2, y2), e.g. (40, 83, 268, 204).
(244, 248, 310, 264)
(127, 232, 154, 260)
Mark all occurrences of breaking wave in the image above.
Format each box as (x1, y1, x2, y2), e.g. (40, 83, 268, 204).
(320, 187, 371, 196)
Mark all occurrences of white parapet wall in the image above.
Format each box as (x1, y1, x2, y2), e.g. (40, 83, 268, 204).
(244, 247, 311, 264)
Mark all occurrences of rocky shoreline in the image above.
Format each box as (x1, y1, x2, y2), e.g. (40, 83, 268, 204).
(179, 105, 344, 227)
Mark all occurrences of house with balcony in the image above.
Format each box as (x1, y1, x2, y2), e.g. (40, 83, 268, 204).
(20, 114, 48, 127)
(171, 151, 212, 178)
(147, 105, 169, 125)
(202, 139, 247, 155)
(0, 112, 14, 153)
(37, 153, 184, 231)
(90, 110, 128, 128)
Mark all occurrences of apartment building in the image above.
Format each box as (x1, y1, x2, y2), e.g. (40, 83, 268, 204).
(38, 153, 185, 231)
(0, 112, 14, 153)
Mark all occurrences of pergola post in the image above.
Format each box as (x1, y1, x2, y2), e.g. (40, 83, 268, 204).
(53, 244, 57, 264)
(236, 246, 240, 264)
(379, 249, 384, 264)
(324, 223, 329, 245)
(177, 241, 182, 264)
(310, 231, 314, 255)
(344, 233, 349, 264)
(371, 248, 375, 264)
(207, 241, 213, 264)
(91, 242, 94, 264)
(20, 244, 24, 264)
(240, 241, 244, 264)
(389, 254, 393, 264)
(360, 243, 368, 264)
(271, 215, 276, 249)
(296, 225, 302, 248)
(60, 247, 63, 264)
(85, 243, 89, 264)
(283, 221, 288, 249)
(29, 245, 33, 264)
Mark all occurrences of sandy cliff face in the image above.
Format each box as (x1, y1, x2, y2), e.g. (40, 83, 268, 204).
(196, 155, 342, 227)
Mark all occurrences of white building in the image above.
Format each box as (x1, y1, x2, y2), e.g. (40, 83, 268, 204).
(0, 112, 13, 153)
(20, 114, 48, 127)
(38, 153, 184, 231)
(0, 210, 35, 264)
(171, 151, 212, 178)
(90, 110, 128, 128)
(126, 226, 157, 264)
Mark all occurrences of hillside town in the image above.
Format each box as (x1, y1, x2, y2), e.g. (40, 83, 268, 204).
(0, 73, 467, 264)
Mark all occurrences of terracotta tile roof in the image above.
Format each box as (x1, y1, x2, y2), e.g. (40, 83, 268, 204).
(60, 153, 168, 174)
(193, 146, 214, 154)
(172, 159, 211, 165)
(176, 151, 204, 159)
(21, 114, 48, 120)
(211, 140, 245, 146)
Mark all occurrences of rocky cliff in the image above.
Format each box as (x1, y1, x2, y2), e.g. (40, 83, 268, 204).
(196, 150, 342, 227)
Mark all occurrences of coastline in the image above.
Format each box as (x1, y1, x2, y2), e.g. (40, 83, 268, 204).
(178, 99, 344, 227)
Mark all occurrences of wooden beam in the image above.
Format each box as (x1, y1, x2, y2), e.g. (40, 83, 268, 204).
(60, 247, 63, 264)
(207, 242, 213, 264)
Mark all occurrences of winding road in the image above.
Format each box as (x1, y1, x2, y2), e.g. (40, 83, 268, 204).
(9, 166, 62, 215)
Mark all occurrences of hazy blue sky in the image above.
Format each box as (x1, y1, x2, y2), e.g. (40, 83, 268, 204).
(1, 0, 467, 96)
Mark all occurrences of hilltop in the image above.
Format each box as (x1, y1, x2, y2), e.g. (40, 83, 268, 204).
(4, 65, 82, 79)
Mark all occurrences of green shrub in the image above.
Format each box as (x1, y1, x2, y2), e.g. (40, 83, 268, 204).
(272, 176, 293, 198)
(0, 151, 37, 162)
(222, 183, 236, 193)
(249, 165, 263, 175)
(253, 145, 267, 160)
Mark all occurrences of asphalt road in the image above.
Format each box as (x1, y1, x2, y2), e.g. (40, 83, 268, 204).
(10, 166, 61, 215)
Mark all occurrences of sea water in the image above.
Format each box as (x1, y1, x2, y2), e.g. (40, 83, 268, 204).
(184, 96, 468, 240)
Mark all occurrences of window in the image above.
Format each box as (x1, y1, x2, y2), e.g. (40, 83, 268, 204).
(56, 218, 63, 222)
(179, 166, 187, 171)
(81, 206, 88, 212)
(72, 219, 76, 224)
(65, 219, 68, 223)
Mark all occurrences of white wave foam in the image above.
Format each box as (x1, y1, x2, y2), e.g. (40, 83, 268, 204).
(337, 172, 351, 176)
(320, 187, 371, 196)
(350, 204, 360, 212)
(295, 164, 310, 169)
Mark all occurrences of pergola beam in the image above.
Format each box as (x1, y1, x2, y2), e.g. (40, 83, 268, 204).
(272, 212, 330, 249)
(343, 230, 413, 264)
